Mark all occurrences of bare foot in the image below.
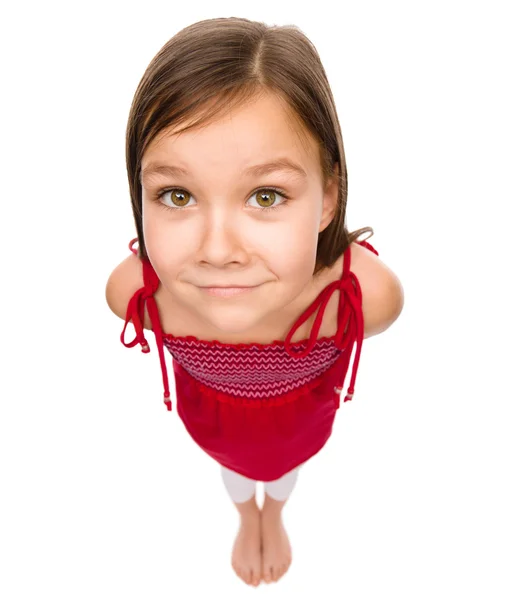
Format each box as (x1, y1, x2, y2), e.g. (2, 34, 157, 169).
(231, 509, 262, 587)
(261, 509, 292, 583)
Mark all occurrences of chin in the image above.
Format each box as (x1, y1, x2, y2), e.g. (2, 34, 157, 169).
(204, 310, 262, 335)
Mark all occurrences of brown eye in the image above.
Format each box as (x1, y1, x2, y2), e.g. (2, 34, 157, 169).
(254, 189, 277, 209)
(156, 186, 288, 213)
(169, 189, 191, 207)
(156, 188, 196, 210)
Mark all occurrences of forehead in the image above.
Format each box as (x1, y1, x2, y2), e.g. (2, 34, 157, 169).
(142, 93, 320, 172)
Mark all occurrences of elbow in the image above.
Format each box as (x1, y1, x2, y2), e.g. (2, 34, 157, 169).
(391, 276, 405, 322)
(105, 269, 124, 320)
(382, 275, 405, 333)
(363, 272, 404, 339)
(105, 273, 115, 314)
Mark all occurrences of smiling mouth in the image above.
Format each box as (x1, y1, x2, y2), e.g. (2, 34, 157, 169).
(199, 285, 260, 297)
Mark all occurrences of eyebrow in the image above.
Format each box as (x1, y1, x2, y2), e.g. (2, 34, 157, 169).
(140, 158, 307, 184)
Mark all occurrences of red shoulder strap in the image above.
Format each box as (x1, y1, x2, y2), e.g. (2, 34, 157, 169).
(284, 238, 378, 407)
(128, 238, 138, 256)
(356, 238, 379, 256)
(120, 238, 172, 411)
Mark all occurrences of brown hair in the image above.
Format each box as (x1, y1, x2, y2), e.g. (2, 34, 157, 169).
(125, 17, 373, 276)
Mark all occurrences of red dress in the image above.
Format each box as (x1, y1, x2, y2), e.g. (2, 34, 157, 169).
(120, 238, 379, 481)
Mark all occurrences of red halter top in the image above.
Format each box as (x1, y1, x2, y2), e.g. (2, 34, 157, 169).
(119, 238, 379, 481)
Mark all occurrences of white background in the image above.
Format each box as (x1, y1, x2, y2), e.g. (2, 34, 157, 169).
(1, 1, 509, 598)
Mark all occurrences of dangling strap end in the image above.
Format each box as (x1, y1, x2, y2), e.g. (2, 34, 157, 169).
(163, 393, 172, 411)
(333, 385, 342, 409)
(344, 388, 354, 402)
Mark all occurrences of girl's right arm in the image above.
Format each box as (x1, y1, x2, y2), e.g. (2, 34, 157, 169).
(105, 254, 153, 330)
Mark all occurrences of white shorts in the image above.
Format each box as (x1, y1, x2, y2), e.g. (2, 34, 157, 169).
(221, 464, 301, 503)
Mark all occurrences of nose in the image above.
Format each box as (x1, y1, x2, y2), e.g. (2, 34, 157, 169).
(196, 210, 247, 266)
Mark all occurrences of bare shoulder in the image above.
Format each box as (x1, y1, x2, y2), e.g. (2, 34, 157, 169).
(105, 253, 153, 330)
(349, 241, 405, 338)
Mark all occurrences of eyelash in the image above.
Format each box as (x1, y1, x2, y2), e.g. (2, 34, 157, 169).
(154, 186, 290, 213)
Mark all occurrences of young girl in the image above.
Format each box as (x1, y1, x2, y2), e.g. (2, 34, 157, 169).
(106, 17, 404, 588)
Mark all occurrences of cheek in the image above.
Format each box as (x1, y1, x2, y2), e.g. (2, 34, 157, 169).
(260, 221, 317, 280)
(143, 205, 319, 278)
(143, 220, 188, 281)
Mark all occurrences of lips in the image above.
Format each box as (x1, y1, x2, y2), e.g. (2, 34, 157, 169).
(199, 285, 260, 297)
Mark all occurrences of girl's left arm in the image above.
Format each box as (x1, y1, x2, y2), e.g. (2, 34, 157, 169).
(352, 243, 405, 339)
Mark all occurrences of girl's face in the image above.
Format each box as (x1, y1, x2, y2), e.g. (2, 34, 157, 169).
(140, 92, 338, 336)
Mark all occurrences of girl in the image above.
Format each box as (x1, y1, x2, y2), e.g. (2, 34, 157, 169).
(106, 17, 404, 588)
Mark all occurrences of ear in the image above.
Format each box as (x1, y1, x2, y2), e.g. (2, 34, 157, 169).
(318, 162, 339, 233)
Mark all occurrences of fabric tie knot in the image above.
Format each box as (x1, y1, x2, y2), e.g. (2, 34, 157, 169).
(119, 238, 172, 410)
(283, 246, 364, 406)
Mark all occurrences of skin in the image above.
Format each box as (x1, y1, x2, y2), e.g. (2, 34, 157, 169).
(139, 92, 339, 585)
(140, 91, 339, 340)
(106, 89, 405, 587)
